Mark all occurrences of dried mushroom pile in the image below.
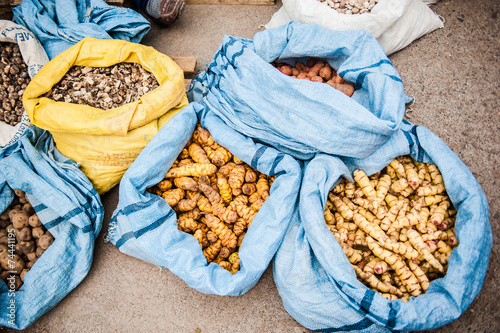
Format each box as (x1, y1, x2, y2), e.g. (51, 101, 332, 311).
(0, 42, 30, 126)
(148, 124, 275, 274)
(43, 62, 159, 110)
(325, 156, 458, 302)
(317, 0, 379, 14)
(0, 190, 54, 291)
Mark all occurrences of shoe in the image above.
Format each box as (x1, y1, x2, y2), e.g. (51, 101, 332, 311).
(154, 0, 185, 26)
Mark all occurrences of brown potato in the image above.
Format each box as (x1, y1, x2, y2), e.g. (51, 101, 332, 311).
(332, 83, 355, 97)
(35, 246, 45, 258)
(6, 224, 15, 234)
(0, 270, 9, 283)
(38, 233, 54, 250)
(0, 218, 9, 229)
(8, 207, 20, 220)
(20, 268, 29, 281)
(28, 214, 42, 228)
(279, 65, 292, 76)
(0, 210, 9, 221)
(334, 74, 345, 84)
(18, 241, 35, 254)
(295, 62, 305, 71)
(319, 66, 333, 81)
(26, 252, 37, 262)
(13, 189, 24, 198)
(307, 70, 319, 79)
(16, 227, 32, 242)
(32, 226, 45, 239)
(306, 58, 317, 67)
(12, 210, 29, 229)
(22, 203, 35, 215)
(0, 253, 25, 274)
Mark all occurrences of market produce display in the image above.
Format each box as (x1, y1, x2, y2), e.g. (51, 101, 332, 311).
(42, 62, 159, 110)
(148, 124, 275, 274)
(272, 58, 355, 97)
(316, 0, 379, 14)
(0, 42, 30, 126)
(324, 155, 458, 302)
(0, 189, 53, 291)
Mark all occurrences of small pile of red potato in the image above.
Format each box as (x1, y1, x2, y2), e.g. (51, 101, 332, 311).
(272, 58, 355, 97)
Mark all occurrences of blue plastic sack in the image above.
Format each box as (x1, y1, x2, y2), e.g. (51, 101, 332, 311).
(12, 0, 150, 59)
(273, 121, 492, 331)
(0, 127, 104, 330)
(189, 21, 412, 160)
(106, 102, 302, 295)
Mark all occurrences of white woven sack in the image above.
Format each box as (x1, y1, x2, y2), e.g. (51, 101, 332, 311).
(265, 0, 443, 56)
(0, 20, 49, 147)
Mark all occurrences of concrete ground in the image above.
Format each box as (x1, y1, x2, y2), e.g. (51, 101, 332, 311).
(2, 0, 499, 332)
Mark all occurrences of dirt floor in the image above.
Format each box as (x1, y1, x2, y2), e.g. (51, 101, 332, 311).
(2, 0, 499, 332)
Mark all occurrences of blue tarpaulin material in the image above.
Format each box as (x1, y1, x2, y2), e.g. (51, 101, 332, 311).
(189, 21, 412, 161)
(0, 127, 104, 330)
(106, 102, 302, 296)
(12, 0, 150, 59)
(273, 121, 492, 332)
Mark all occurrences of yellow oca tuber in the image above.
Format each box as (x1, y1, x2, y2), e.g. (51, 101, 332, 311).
(324, 155, 457, 302)
(149, 124, 275, 274)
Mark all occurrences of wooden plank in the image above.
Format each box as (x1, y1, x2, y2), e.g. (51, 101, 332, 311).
(184, 79, 192, 91)
(185, 0, 275, 5)
(170, 56, 197, 75)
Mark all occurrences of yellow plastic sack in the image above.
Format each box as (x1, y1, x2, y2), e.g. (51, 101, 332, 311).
(23, 37, 188, 194)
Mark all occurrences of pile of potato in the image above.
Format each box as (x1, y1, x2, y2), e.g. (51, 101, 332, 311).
(0, 189, 54, 290)
(272, 58, 355, 97)
(325, 155, 458, 301)
(42, 62, 159, 110)
(0, 42, 30, 126)
(148, 124, 274, 273)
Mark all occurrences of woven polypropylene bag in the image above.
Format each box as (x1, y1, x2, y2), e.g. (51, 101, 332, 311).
(273, 121, 492, 331)
(190, 21, 411, 161)
(264, 0, 443, 56)
(106, 102, 302, 295)
(22, 37, 188, 194)
(0, 127, 103, 330)
(12, 0, 150, 59)
(0, 20, 49, 147)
